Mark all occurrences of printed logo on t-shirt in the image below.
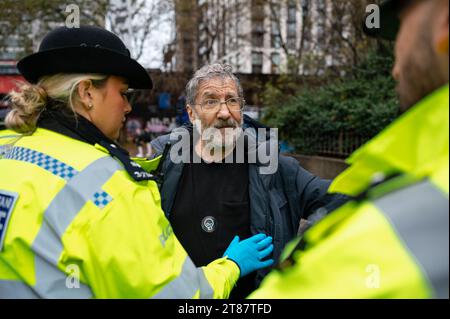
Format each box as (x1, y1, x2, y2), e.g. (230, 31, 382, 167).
(201, 216, 217, 233)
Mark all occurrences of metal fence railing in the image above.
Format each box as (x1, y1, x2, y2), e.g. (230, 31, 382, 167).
(301, 131, 371, 158)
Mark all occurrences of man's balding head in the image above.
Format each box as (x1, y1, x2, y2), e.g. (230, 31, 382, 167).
(392, 0, 449, 111)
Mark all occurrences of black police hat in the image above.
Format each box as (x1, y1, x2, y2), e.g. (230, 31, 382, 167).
(18, 25, 153, 89)
(364, 0, 410, 40)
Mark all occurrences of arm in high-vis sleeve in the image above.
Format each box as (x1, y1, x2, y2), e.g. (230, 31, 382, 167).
(200, 258, 240, 298)
(60, 179, 239, 299)
(248, 203, 433, 299)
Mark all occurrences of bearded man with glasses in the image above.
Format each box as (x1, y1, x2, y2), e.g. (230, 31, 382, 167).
(150, 63, 348, 299)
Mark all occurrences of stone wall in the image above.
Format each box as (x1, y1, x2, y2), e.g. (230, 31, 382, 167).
(285, 154, 349, 180)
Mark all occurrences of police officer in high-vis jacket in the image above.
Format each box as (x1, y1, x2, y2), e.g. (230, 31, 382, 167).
(0, 26, 274, 298)
(250, 0, 449, 299)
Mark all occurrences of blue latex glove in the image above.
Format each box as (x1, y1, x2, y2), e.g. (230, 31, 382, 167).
(223, 233, 274, 278)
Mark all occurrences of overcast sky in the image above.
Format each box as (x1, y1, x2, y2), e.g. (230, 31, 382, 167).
(105, 0, 175, 69)
(138, 11, 174, 69)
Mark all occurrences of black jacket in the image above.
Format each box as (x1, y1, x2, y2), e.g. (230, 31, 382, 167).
(150, 116, 348, 286)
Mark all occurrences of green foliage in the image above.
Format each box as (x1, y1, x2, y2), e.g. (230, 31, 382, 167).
(262, 48, 399, 156)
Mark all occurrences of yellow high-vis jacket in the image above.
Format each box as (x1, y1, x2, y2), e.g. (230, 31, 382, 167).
(0, 127, 239, 298)
(250, 85, 449, 299)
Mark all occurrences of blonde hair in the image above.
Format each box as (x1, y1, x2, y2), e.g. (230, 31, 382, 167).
(6, 73, 108, 133)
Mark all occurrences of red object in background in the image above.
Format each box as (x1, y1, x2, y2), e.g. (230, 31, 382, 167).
(0, 75, 25, 94)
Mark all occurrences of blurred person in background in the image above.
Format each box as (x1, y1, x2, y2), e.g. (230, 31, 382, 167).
(134, 127, 153, 157)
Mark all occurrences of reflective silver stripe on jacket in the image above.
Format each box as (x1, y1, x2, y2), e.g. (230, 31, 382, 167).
(152, 257, 214, 299)
(374, 180, 449, 299)
(32, 155, 122, 298)
(0, 280, 40, 298)
(0, 155, 122, 298)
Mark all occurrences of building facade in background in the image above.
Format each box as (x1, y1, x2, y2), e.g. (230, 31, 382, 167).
(173, 0, 369, 75)
(198, 0, 304, 74)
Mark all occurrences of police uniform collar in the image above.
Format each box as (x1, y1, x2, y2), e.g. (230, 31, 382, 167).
(38, 106, 156, 182)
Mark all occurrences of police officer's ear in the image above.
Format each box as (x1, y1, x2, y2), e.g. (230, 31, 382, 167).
(77, 80, 95, 111)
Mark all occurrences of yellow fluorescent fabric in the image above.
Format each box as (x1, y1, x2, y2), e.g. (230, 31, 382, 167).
(0, 128, 239, 298)
(249, 203, 431, 298)
(250, 85, 449, 299)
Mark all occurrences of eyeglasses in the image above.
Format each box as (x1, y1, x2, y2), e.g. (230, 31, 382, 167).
(194, 97, 246, 113)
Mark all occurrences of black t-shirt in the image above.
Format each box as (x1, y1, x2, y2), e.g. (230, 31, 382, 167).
(170, 151, 254, 299)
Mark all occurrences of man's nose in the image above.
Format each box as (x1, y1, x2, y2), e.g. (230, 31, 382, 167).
(217, 101, 231, 120)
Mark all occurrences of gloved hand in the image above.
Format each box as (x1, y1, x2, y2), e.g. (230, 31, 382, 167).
(223, 233, 274, 278)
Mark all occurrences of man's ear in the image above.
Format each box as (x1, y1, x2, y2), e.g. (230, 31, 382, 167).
(186, 104, 196, 123)
(434, 1, 449, 54)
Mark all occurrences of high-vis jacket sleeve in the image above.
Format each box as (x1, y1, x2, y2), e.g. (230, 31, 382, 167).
(58, 174, 239, 298)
